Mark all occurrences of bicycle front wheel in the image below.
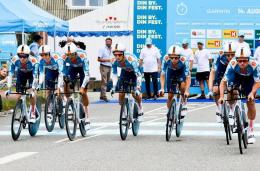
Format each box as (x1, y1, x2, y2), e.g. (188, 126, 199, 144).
(11, 100, 23, 141)
(223, 103, 231, 145)
(119, 99, 130, 140)
(166, 99, 176, 141)
(79, 103, 87, 137)
(132, 103, 140, 136)
(176, 103, 183, 137)
(65, 99, 77, 141)
(28, 98, 42, 137)
(44, 94, 56, 132)
(235, 106, 243, 154)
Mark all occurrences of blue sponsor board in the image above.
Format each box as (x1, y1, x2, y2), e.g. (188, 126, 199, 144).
(133, 0, 167, 57)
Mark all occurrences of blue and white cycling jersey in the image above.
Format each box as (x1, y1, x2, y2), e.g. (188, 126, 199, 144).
(212, 54, 229, 84)
(223, 57, 260, 83)
(38, 53, 64, 88)
(61, 51, 90, 88)
(8, 55, 38, 89)
(161, 55, 190, 77)
(111, 53, 142, 87)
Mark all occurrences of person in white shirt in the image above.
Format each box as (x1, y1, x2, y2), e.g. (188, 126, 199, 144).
(181, 39, 194, 70)
(98, 37, 113, 102)
(139, 38, 162, 100)
(236, 33, 250, 50)
(254, 45, 260, 64)
(194, 42, 213, 99)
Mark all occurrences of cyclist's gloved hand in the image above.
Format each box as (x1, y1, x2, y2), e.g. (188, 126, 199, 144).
(184, 91, 189, 98)
(134, 90, 141, 96)
(248, 92, 255, 101)
(36, 84, 42, 91)
(5, 90, 11, 97)
(208, 91, 213, 96)
(159, 89, 164, 97)
(111, 88, 115, 96)
(218, 97, 224, 104)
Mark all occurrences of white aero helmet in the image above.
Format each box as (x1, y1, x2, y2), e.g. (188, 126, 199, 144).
(17, 44, 30, 54)
(112, 43, 126, 53)
(167, 45, 182, 56)
(63, 42, 77, 54)
(235, 46, 251, 58)
(223, 42, 237, 53)
(39, 45, 51, 54)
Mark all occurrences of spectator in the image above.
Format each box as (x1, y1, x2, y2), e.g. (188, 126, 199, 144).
(139, 38, 161, 100)
(98, 38, 113, 102)
(181, 39, 194, 71)
(0, 67, 7, 85)
(0, 67, 8, 115)
(236, 33, 250, 50)
(194, 42, 213, 99)
(29, 34, 43, 57)
(254, 44, 260, 64)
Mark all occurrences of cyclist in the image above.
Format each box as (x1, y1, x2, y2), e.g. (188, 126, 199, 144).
(110, 43, 144, 121)
(6, 45, 39, 123)
(208, 42, 237, 123)
(159, 44, 191, 119)
(61, 42, 90, 129)
(219, 46, 260, 144)
(38, 45, 64, 95)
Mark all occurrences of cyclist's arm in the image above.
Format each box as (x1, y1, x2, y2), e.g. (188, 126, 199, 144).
(81, 58, 90, 88)
(132, 60, 142, 88)
(38, 61, 45, 85)
(7, 63, 15, 89)
(111, 62, 118, 89)
(184, 61, 191, 92)
(160, 57, 168, 90)
(208, 69, 215, 92)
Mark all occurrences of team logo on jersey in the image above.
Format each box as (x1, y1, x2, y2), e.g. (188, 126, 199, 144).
(180, 56, 186, 62)
(62, 55, 67, 60)
(53, 55, 59, 60)
(128, 56, 133, 61)
(251, 61, 257, 67)
(79, 54, 86, 59)
(31, 57, 37, 63)
(231, 60, 236, 66)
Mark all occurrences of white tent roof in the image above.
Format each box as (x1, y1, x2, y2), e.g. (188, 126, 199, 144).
(69, 0, 133, 33)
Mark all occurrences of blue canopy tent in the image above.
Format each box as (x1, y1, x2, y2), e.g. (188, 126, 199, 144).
(0, 0, 68, 33)
(0, 0, 68, 53)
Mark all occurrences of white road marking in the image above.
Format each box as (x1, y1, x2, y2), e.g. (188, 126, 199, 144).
(0, 152, 38, 165)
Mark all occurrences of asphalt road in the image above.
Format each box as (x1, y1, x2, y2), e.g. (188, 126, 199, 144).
(0, 93, 259, 171)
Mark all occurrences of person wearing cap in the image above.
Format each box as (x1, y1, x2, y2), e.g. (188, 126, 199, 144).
(194, 42, 213, 99)
(6, 45, 39, 123)
(61, 42, 91, 130)
(208, 42, 237, 123)
(236, 33, 250, 50)
(139, 38, 161, 100)
(97, 37, 113, 102)
(159, 44, 191, 119)
(29, 34, 43, 57)
(110, 43, 144, 121)
(219, 46, 260, 144)
(181, 39, 194, 71)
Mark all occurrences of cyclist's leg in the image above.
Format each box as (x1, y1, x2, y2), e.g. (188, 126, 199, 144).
(213, 84, 222, 122)
(179, 81, 188, 118)
(243, 77, 256, 143)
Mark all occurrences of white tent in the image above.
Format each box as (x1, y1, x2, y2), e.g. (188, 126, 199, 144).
(48, 0, 133, 79)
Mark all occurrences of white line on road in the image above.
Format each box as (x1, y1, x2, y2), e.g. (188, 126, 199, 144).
(143, 104, 215, 124)
(0, 152, 38, 165)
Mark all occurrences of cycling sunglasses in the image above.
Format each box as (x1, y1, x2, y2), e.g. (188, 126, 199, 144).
(18, 54, 29, 59)
(236, 57, 249, 63)
(169, 56, 180, 60)
(40, 53, 49, 57)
